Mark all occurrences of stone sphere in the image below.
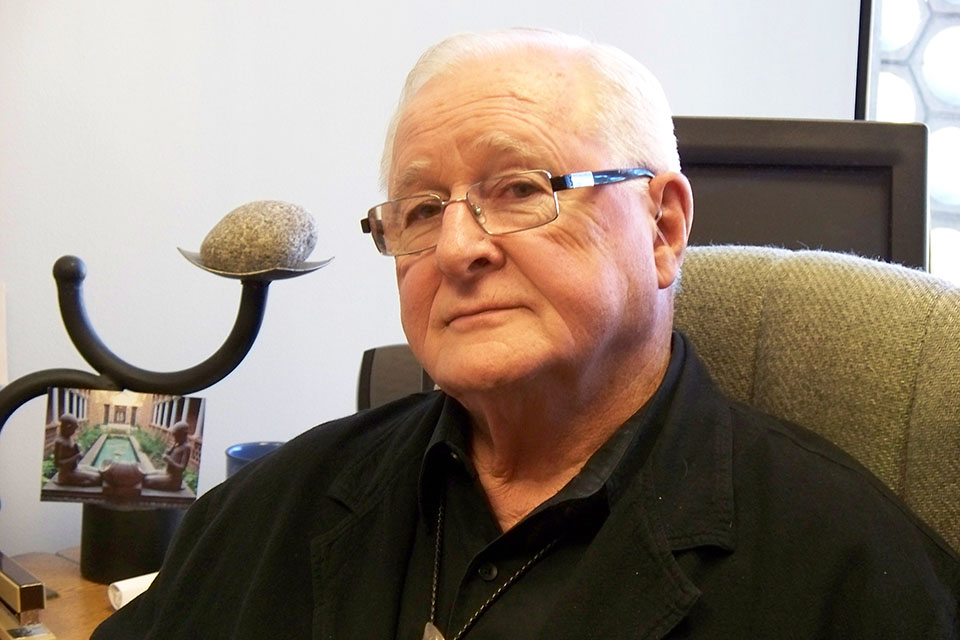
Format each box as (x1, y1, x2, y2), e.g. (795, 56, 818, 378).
(200, 201, 318, 273)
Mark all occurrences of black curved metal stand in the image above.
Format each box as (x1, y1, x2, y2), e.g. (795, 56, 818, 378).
(81, 503, 186, 584)
(0, 255, 270, 432)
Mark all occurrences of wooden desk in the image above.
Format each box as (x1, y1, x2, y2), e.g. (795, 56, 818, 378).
(12, 547, 114, 640)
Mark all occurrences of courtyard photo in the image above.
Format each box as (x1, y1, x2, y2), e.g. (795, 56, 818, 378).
(40, 388, 205, 509)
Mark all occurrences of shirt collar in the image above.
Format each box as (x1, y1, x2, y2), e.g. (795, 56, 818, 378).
(417, 398, 473, 527)
(644, 332, 736, 552)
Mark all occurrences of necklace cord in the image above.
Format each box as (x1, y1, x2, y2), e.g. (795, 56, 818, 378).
(450, 536, 560, 640)
(429, 493, 562, 640)
(429, 497, 444, 624)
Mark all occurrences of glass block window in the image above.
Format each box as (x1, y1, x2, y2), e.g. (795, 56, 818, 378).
(872, 0, 960, 283)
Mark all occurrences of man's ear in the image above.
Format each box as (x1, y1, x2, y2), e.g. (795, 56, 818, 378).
(649, 171, 694, 289)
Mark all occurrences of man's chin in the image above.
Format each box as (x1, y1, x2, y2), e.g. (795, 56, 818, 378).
(428, 350, 543, 397)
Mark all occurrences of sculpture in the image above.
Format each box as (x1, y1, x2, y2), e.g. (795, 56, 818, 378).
(52, 413, 101, 486)
(101, 460, 146, 498)
(0, 200, 332, 508)
(143, 422, 191, 492)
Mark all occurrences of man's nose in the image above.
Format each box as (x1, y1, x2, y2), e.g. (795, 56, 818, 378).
(433, 197, 503, 277)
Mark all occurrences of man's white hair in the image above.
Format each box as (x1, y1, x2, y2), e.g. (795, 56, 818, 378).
(380, 28, 680, 192)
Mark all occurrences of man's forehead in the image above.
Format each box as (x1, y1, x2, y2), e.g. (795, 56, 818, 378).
(390, 61, 598, 193)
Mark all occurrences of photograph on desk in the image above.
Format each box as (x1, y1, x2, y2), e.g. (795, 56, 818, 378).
(39, 388, 205, 508)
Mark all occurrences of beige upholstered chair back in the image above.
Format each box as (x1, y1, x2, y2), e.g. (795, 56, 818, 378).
(674, 246, 960, 552)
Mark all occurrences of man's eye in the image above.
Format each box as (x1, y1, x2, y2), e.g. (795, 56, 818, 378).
(508, 181, 538, 198)
(489, 176, 548, 201)
(405, 201, 442, 224)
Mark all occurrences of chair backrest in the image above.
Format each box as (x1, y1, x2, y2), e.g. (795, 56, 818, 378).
(357, 344, 433, 411)
(674, 245, 959, 551)
(357, 246, 960, 551)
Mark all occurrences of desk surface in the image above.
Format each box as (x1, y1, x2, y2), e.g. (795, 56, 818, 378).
(13, 547, 114, 640)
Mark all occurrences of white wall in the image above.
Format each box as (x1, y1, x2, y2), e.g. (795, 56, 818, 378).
(0, 0, 862, 555)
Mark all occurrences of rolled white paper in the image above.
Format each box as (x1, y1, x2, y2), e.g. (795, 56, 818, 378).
(108, 571, 159, 610)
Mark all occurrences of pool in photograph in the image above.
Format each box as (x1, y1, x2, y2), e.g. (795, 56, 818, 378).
(91, 435, 141, 467)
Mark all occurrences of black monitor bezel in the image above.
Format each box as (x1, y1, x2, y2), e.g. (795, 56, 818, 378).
(673, 116, 929, 270)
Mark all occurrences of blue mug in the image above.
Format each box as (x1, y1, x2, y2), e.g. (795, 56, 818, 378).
(225, 441, 284, 478)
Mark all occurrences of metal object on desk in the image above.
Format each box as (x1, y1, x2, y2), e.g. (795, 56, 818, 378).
(0, 552, 52, 639)
(13, 548, 117, 639)
(0, 609, 55, 640)
(80, 504, 185, 585)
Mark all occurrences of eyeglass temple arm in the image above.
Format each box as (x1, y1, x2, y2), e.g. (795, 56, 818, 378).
(551, 168, 655, 192)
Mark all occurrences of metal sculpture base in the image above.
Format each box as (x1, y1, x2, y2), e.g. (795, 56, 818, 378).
(80, 503, 184, 584)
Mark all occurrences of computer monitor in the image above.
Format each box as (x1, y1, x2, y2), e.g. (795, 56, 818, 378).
(674, 117, 929, 270)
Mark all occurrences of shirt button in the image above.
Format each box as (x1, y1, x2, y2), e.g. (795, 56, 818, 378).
(477, 563, 498, 581)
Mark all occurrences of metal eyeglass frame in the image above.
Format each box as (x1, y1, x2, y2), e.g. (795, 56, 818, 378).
(360, 167, 655, 256)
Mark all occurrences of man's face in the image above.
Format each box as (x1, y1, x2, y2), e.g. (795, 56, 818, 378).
(390, 50, 663, 398)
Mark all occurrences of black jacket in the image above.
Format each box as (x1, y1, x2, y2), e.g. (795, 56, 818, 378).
(93, 342, 960, 639)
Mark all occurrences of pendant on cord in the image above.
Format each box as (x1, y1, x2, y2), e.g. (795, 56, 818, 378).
(423, 621, 446, 640)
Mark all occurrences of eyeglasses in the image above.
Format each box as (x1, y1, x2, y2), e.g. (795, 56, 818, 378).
(360, 168, 654, 256)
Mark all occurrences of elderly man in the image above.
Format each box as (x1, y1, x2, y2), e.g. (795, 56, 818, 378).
(94, 29, 959, 639)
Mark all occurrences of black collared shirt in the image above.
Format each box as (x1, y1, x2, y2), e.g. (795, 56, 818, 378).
(396, 336, 686, 640)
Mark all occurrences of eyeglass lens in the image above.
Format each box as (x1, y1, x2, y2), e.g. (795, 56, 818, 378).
(372, 171, 559, 256)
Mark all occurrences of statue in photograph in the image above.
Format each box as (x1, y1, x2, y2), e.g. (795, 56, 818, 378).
(53, 413, 101, 486)
(143, 421, 191, 492)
